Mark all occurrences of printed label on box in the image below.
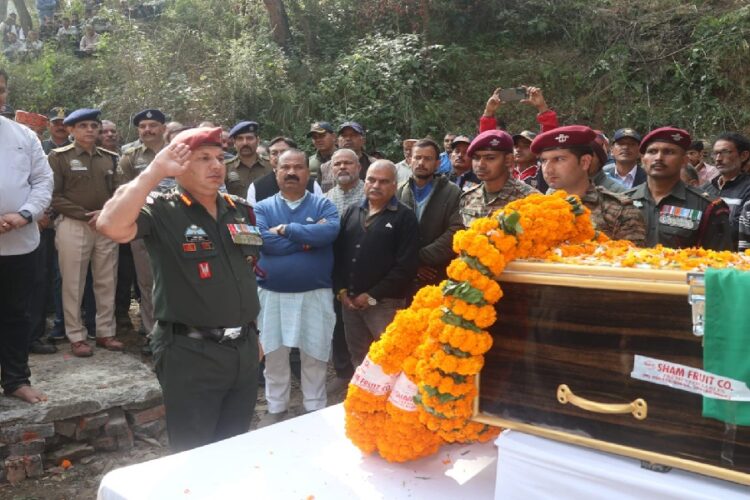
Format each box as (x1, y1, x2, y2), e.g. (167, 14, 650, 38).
(351, 356, 397, 396)
(388, 372, 418, 412)
(631, 355, 750, 401)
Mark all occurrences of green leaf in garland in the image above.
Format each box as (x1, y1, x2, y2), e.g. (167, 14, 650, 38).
(424, 385, 466, 403)
(442, 280, 486, 305)
(441, 308, 482, 333)
(460, 254, 491, 276)
(413, 393, 448, 419)
(500, 211, 523, 235)
(437, 369, 467, 384)
(441, 342, 471, 358)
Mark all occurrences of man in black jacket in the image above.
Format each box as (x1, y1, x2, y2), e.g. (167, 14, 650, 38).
(334, 160, 419, 367)
(396, 139, 463, 294)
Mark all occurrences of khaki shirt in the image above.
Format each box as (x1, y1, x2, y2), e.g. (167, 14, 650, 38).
(625, 181, 733, 250)
(459, 178, 538, 227)
(118, 143, 161, 182)
(49, 142, 119, 220)
(224, 155, 272, 197)
(580, 184, 646, 246)
(135, 187, 261, 327)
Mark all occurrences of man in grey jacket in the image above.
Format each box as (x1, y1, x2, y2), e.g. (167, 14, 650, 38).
(396, 138, 463, 294)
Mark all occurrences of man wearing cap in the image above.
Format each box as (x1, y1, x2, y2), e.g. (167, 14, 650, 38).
(97, 127, 262, 452)
(307, 121, 336, 183)
(0, 67, 53, 402)
(604, 128, 647, 189)
(459, 130, 539, 227)
(117, 108, 169, 339)
(532, 125, 646, 245)
(448, 135, 479, 191)
(42, 107, 71, 154)
(512, 130, 540, 188)
(625, 127, 733, 250)
(320, 122, 376, 191)
(710, 132, 750, 238)
(397, 139, 463, 290)
(49, 108, 123, 357)
(686, 140, 719, 187)
(590, 130, 627, 193)
(225, 120, 271, 198)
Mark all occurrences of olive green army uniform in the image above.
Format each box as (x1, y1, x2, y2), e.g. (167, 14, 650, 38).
(49, 143, 120, 343)
(136, 187, 260, 452)
(459, 178, 539, 227)
(579, 183, 646, 245)
(625, 181, 733, 250)
(224, 155, 272, 198)
(118, 143, 163, 334)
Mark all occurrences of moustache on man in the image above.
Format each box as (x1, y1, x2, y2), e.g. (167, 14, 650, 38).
(284, 175, 300, 182)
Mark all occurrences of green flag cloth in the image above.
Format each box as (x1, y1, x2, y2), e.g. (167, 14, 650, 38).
(702, 268, 750, 425)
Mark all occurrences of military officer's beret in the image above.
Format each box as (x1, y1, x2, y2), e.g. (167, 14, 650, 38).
(63, 108, 101, 126)
(591, 130, 609, 166)
(450, 135, 472, 148)
(612, 128, 642, 143)
(133, 108, 166, 126)
(467, 130, 514, 157)
(639, 127, 691, 154)
(530, 125, 596, 155)
(338, 121, 365, 135)
(47, 106, 67, 122)
(172, 127, 223, 150)
(512, 130, 537, 145)
(306, 121, 334, 137)
(229, 121, 259, 138)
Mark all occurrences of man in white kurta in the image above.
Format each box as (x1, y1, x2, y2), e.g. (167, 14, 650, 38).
(254, 149, 340, 425)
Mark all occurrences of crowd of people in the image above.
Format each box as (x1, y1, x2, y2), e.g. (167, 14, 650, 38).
(0, 3, 112, 61)
(3, 63, 750, 451)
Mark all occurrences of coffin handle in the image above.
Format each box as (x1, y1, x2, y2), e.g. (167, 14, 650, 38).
(557, 384, 648, 420)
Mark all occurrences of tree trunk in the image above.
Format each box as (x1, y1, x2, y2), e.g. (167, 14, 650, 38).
(288, 0, 319, 56)
(262, 0, 292, 50)
(12, 0, 33, 31)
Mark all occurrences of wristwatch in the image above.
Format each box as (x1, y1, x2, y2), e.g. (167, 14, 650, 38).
(18, 210, 32, 224)
(367, 296, 377, 306)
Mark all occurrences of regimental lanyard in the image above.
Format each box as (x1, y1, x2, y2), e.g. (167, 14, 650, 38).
(659, 205, 702, 230)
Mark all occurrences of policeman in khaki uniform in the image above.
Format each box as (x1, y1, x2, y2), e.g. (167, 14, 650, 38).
(224, 120, 271, 197)
(49, 108, 123, 357)
(117, 108, 168, 337)
(530, 125, 646, 245)
(459, 130, 539, 227)
(625, 127, 733, 250)
(97, 127, 261, 452)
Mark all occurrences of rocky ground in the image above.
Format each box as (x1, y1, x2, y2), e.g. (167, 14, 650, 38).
(0, 305, 348, 500)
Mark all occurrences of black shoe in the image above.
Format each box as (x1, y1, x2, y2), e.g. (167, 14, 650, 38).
(30, 340, 58, 355)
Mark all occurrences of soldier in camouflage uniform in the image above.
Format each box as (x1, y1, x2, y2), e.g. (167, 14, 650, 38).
(625, 127, 733, 250)
(224, 121, 271, 197)
(459, 130, 539, 226)
(531, 125, 646, 245)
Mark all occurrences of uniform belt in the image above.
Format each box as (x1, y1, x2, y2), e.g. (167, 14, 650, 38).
(173, 322, 255, 344)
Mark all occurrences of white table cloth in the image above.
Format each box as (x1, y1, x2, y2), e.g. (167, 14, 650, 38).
(98, 404, 497, 499)
(495, 430, 750, 499)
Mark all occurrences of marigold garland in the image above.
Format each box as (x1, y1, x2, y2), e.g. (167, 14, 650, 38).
(343, 191, 622, 461)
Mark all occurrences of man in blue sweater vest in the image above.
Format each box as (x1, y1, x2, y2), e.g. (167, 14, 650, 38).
(254, 149, 340, 426)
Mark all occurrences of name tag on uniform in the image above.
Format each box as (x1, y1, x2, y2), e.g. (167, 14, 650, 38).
(70, 159, 87, 171)
(227, 224, 262, 246)
(185, 224, 209, 243)
(659, 205, 702, 230)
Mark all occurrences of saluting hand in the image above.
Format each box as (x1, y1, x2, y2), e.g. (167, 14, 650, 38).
(149, 142, 191, 178)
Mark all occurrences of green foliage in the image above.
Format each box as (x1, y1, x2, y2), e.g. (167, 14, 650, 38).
(3, 0, 750, 152)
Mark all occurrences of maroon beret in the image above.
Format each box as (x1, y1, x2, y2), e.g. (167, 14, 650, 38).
(591, 130, 609, 166)
(639, 127, 691, 154)
(171, 127, 223, 151)
(530, 125, 596, 155)
(466, 130, 514, 157)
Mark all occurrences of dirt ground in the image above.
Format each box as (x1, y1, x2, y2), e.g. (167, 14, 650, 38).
(1, 304, 348, 500)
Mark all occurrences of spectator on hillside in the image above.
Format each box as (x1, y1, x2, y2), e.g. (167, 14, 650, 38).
(1, 13, 24, 46)
(78, 25, 100, 55)
(23, 30, 44, 59)
(57, 17, 78, 47)
(394, 139, 416, 185)
(37, 0, 57, 25)
(437, 133, 455, 175)
(604, 128, 647, 189)
(2, 32, 24, 61)
(686, 140, 719, 187)
(39, 16, 57, 41)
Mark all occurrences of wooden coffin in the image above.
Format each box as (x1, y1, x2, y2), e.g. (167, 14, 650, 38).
(473, 261, 750, 485)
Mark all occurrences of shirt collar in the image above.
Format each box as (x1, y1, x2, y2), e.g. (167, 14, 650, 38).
(360, 195, 399, 211)
(74, 141, 102, 156)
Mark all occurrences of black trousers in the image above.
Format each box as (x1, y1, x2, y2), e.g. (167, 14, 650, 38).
(28, 228, 55, 343)
(152, 322, 259, 452)
(115, 243, 137, 317)
(0, 252, 35, 394)
(332, 300, 354, 379)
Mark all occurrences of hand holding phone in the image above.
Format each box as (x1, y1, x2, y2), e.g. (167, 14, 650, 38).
(498, 87, 527, 102)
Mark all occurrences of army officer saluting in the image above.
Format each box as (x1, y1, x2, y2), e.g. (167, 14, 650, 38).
(97, 127, 262, 452)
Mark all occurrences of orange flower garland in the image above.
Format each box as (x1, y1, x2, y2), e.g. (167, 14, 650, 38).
(344, 191, 605, 460)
